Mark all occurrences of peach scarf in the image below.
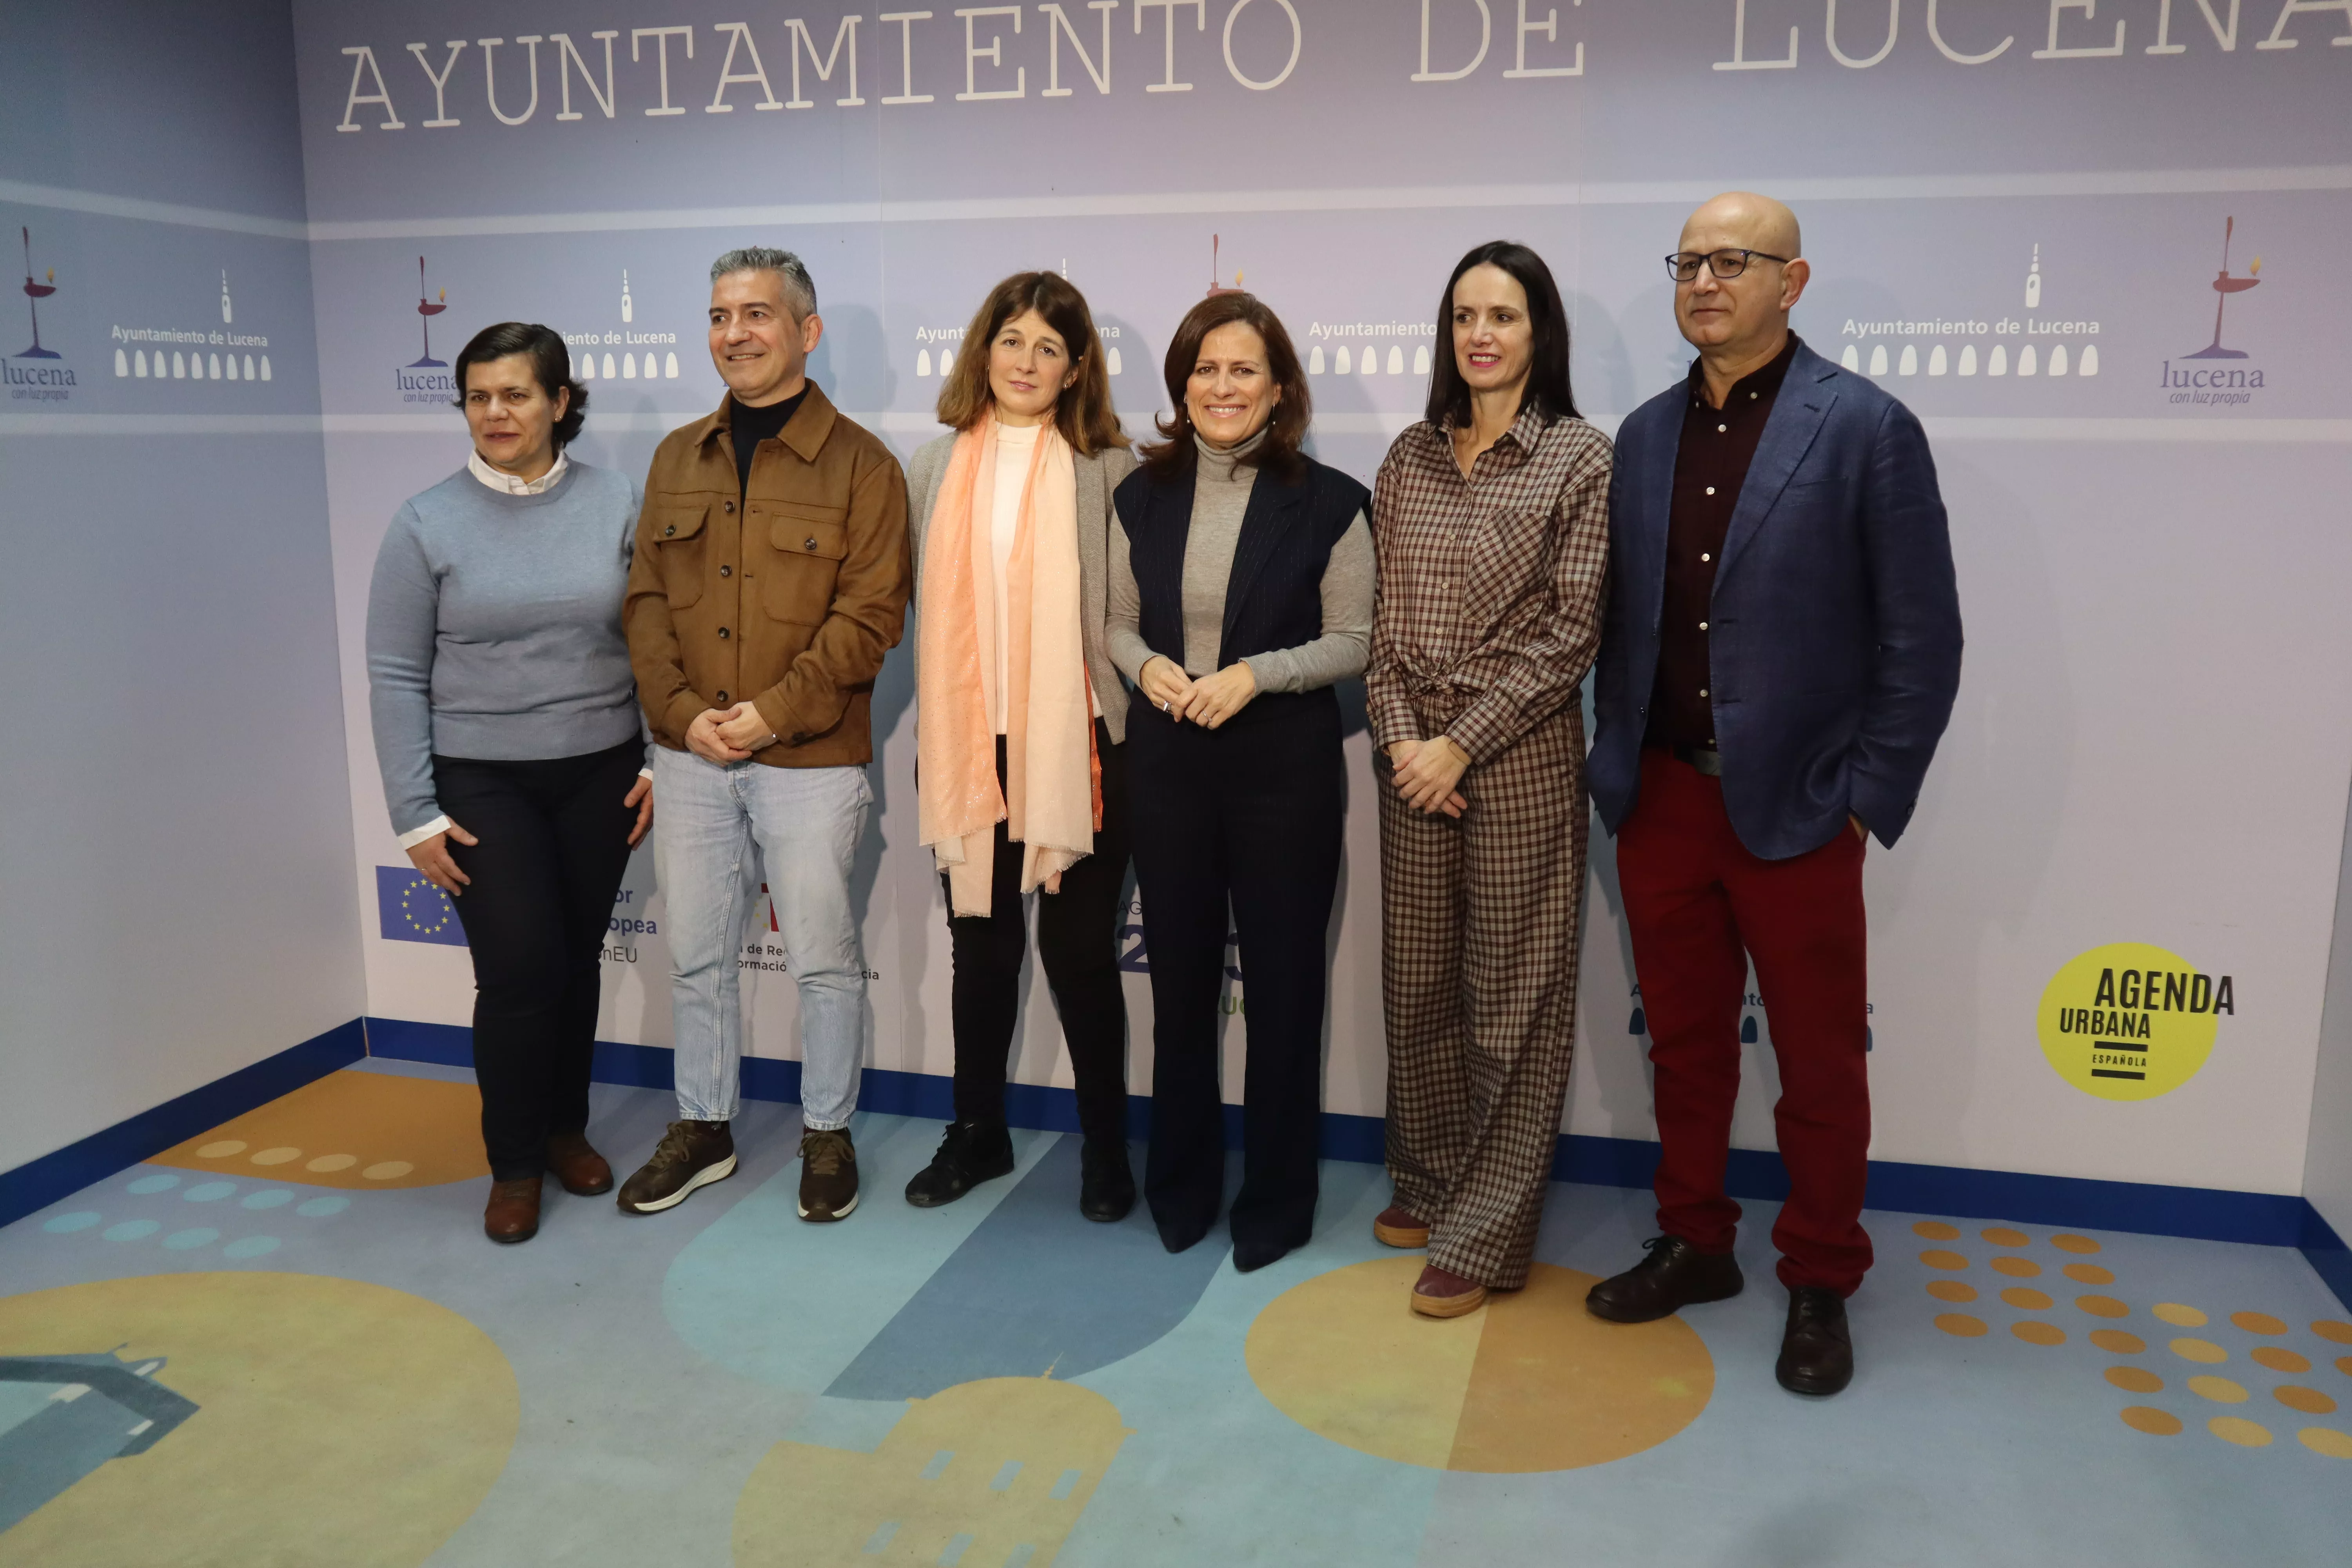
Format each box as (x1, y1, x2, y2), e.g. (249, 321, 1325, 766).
(917, 410, 1100, 917)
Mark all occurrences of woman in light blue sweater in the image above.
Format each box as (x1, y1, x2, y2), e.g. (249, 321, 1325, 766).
(366, 321, 650, 1245)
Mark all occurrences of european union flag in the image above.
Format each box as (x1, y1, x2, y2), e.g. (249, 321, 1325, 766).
(376, 866, 467, 946)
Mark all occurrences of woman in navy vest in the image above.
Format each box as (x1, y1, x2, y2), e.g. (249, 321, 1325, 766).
(1107, 292, 1375, 1271)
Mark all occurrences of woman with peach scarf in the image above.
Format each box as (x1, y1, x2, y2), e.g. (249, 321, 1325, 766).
(905, 272, 1138, 1222)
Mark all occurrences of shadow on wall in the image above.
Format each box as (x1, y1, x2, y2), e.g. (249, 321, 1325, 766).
(808, 303, 895, 416)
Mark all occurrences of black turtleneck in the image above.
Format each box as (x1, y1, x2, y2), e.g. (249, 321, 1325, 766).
(728, 384, 809, 499)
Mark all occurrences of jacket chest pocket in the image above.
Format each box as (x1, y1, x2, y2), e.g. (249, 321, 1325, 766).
(651, 504, 711, 610)
(762, 505, 849, 626)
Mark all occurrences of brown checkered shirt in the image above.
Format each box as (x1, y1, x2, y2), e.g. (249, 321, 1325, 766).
(1368, 407, 1613, 763)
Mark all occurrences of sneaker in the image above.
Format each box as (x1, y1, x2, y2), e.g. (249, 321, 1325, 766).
(904, 1120, 1015, 1208)
(798, 1127, 859, 1222)
(616, 1120, 737, 1214)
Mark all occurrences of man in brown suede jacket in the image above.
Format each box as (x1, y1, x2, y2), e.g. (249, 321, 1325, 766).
(617, 247, 909, 1225)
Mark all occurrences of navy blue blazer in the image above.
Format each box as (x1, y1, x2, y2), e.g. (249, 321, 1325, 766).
(1589, 341, 1963, 860)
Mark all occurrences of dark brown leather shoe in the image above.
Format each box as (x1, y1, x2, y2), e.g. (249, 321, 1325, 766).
(1586, 1235, 1745, 1323)
(1373, 1205, 1431, 1248)
(484, 1176, 543, 1244)
(544, 1132, 613, 1196)
(617, 1120, 737, 1214)
(1777, 1286, 1855, 1396)
(1410, 1263, 1488, 1319)
(797, 1127, 859, 1222)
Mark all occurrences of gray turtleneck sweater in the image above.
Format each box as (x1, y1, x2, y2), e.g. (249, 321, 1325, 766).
(1107, 431, 1374, 692)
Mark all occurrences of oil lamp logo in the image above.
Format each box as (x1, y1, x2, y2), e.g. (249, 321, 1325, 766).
(2160, 218, 2265, 407)
(396, 254, 456, 404)
(7, 227, 76, 403)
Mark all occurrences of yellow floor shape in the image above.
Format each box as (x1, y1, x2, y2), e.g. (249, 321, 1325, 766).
(149, 1069, 487, 1189)
(0, 1272, 517, 1566)
(734, 1377, 1131, 1567)
(1247, 1257, 1715, 1472)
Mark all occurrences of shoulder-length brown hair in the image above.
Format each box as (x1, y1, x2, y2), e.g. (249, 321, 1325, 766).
(1138, 292, 1311, 483)
(935, 271, 1126, 456)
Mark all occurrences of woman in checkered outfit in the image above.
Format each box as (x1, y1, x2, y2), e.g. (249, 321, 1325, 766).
(1368, 241, 1613, 1318)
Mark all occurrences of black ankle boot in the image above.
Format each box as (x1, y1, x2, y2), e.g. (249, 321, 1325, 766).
(1079, 1136, 1136, 1223)
(904, 1120, 1015, 1208)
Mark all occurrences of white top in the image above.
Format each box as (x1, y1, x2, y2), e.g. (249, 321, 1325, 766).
(466, 447, 571, 495)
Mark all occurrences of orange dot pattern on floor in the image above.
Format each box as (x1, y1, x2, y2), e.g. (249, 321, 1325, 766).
(2091, 1330, 2148, 1354)
(2300, 1427, 2352, 1459)
(150, 1071, 486, 1189)
(2337, 1356, 2352, 1377)
(1990, 1257, 2041, 1278)
(2012, 1322, 2065, 1347)
(2230, 1311, 2287, 1336)
(1920, 1250, 1969, 1270)
(2171, 1338, 2227, 1364)
(2075, 1296, 2130, 1319)
(2252, 1347, 2310, 1374)
(2274, 1386, 2337, 1416)
(2001, 1287, 2053, 1310)
(1980, 1227, 2029, 1247)
(2152, 1303, 2208, 1327)
(1911, 1221, 1961, 1240)
(2063, 1263, 2115, 1285)
(1927, 1280, 1978, 1303)
(2105, 1367, 2164, 1394)
(2208, 1417, 2271, 1448)
(1935, 1314, 1989, 1338)
(2186, 1376, 2248, 1403)
(2121, 1406, 2182, 1435)
(2313, 1320, 2352, 1346)
(2051, 1234, 2103, 1254)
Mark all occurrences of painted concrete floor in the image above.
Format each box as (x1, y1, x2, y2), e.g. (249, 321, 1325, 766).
(2, 1058, 2348, 1567)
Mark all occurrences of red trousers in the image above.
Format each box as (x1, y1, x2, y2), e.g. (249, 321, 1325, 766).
(1616, 749, 1874, 1296)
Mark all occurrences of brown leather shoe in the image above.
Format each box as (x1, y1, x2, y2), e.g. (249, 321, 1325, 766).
(1410, 1263, 1487, 1318)
(544, 1132, 613, 1196)
(1586, 1235, 1745, 1323)
(484, 1176, 543, 1244)
(617, 1120, 737, 1214)
(1373, 1205, 1431, 1249)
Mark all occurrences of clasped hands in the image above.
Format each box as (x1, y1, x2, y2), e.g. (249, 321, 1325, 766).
(1387, 737, 1470, 818)
(1138, 655, 1257, 730)
(687, 701, 780, 764)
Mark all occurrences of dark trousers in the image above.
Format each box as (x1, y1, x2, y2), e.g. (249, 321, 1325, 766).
(944, 722, 1132, 1143)
(434, 739, 642, 1180)
(1616, 747, 1874, 1295)
(1128, 695, 1343, 1250)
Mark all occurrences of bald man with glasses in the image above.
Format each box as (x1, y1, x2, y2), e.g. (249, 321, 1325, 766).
(1585, 193, 1964, 1396)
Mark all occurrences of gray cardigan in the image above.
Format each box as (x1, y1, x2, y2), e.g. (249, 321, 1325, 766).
(906, 430, 1139, 743)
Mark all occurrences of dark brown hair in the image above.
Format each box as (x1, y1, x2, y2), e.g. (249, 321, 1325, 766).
(452, 321, 586, 445)
(1423, 240, 1579, 430)
(1138, 292, 1311, 482)
(935, 272, 1125, 456)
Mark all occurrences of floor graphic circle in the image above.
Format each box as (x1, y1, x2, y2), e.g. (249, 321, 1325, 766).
(1245, 1259, 1713, 1473)
(0, 1272, 517, 1566)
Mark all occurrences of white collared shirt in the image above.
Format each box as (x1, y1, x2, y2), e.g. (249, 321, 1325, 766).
(466, 447, 570, 495)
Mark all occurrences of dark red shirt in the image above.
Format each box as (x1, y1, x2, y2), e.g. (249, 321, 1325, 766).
(1646, 333, 1801, 750)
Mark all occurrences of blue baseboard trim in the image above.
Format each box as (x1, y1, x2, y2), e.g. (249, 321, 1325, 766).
(356, 1017, 2352, 1307)
(0, 1020, 365, 1231)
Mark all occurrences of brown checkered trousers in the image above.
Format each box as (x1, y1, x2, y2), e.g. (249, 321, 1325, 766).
(1368, 407, 1613, 1289)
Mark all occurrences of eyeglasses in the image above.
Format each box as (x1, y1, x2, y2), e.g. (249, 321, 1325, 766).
(1665, 249, 1791, 283)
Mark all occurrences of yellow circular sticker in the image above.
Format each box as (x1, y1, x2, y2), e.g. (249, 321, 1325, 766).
(2037, 943, 2227, 1100)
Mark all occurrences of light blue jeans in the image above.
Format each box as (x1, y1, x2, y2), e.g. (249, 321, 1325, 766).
(652, 746, 871, 1129)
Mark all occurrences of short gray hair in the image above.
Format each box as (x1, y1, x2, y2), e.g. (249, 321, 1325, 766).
(710, 247, 817, 320)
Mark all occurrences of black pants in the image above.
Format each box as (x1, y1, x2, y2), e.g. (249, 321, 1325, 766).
(434, 739, 642, 1180)
(1127, 694, 1344, 1249)
(944, 722, 1131, 1144)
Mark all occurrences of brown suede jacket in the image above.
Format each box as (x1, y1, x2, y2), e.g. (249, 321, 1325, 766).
(624, 384, 910, 766)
